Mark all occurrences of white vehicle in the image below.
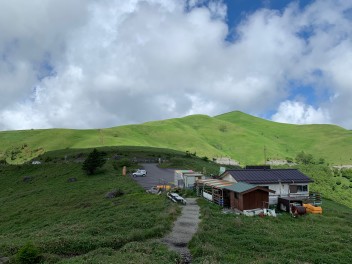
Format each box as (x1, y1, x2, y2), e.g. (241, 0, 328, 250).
(132, 169, 147, 177)
(167, 192, 187, 204)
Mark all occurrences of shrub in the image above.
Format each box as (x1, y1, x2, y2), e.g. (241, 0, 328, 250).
(295, 151, 315, 164)
(202, 156, 209, 162)
(116, 158, 133, 168)
(16, 242, 42, 264)
(341, 169, 352, 180)
(44, 156, 52, 162)
(82, 148, 107, 175)
(219, 124, 227, 132)
(318, 158, 325, 164)
(286, 157, 293, 163)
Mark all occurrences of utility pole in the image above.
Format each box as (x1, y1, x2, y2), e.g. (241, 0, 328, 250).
(264, 145, 267, 165)
(99, 129, 104, 145)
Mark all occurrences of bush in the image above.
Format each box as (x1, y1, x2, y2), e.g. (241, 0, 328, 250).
(341, 169, 352, 180)
(82, 149, 107, 175)
(295, 151, 315, 165)
(116, 158, 133, 168)
(44, 156, 52, 162)
(318, 158, 325, 164)
(285, 157, 293, 163)
(16, 242, 42, 264)
(219, 124, 227, 132)
(202, 156, 209, 162)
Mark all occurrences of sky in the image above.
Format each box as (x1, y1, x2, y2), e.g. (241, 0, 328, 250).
(0, 0, 352, 130)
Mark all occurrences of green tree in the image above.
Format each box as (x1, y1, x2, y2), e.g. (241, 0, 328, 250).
(295, 151, 314, 165)
(82, 148, 106, 175)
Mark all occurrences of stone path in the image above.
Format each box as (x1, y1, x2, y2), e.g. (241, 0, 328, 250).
(161, 198, 200, 263)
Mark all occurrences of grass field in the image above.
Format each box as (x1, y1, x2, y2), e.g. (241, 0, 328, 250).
(1, 111, 352, 165)
(190, 199, 352, 264)
(0, 151, 180, 263)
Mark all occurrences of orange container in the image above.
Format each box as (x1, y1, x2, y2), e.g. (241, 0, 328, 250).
(303, 203, 322, 214)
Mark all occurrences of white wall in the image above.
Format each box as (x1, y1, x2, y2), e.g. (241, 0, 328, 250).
(222, 174, 236, 182)
(185, 176, 204, 188)
(256, 183, 309, 204)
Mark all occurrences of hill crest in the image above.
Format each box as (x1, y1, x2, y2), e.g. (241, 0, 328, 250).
(0, 111, 351, 165)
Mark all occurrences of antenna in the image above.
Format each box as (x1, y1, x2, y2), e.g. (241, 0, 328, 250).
(264, 145, 267, 164)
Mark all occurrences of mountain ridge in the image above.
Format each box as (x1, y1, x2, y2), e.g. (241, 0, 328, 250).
(1, 111, 351, 164)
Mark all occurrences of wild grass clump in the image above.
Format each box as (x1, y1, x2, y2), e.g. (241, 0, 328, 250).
(15, 242, 42, 264)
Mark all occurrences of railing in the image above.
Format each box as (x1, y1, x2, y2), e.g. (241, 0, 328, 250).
(288, 192, 309, 198)
(305, 192, 322, 205)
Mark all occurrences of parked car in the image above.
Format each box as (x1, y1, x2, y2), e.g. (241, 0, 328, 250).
(132, 169, 147, 177)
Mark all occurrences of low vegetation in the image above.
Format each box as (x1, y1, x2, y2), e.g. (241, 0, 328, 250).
(0, 149, 180, 263)
(190, 199, 352, 263)
(1, 146, 352, 263)
(1, 111, 351, 165)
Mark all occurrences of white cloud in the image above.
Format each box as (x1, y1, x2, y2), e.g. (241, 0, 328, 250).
(272, 100, 331, 125)
(0, 0, 352, 130)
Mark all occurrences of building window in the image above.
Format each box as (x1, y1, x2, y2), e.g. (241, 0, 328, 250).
(290, 185, 308, 193)
(299, 185, 308, 192)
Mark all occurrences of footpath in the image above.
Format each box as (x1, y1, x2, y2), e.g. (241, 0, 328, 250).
(161, 198, 200, 263)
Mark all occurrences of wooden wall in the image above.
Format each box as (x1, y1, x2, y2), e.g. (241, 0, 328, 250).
(242, 190, 268, 210)
(229, 190, 269, 211)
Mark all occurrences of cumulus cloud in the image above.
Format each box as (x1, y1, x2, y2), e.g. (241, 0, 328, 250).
(272, 100, 330, 125)
(0, 0, 351, 130)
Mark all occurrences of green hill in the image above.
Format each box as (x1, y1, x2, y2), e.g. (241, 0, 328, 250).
(1, 148, 352, 263)
(1, 111, 351, 165)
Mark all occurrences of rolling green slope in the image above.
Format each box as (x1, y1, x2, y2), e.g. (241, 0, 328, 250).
(1, 111, 351, 165)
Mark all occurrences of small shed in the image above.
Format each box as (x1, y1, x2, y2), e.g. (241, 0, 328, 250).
(174, 170, 193, 188)
(182, 173, 204, 189)
(223, 183, 275, 211)
(174, 170, 204, 189)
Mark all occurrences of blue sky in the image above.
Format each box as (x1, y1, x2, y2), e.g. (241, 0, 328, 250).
(0, 0, 351, 130)
(225, 0, 312, 27)
(225, 0, 321, 113)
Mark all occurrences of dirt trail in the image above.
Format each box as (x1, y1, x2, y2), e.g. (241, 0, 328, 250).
(161, 198, 200, 263)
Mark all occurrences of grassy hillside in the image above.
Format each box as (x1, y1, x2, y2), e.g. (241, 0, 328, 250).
(190, 199, 352, 263)
(1, 146, 352, 263)
(1, 111, 351, 165)
(0, 150, 181, 263)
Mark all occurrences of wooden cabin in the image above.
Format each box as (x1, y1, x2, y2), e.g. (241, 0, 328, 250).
(196, 179, 274, 211)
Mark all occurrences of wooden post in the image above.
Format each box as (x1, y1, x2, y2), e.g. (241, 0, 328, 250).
(122, 166, 126, 176)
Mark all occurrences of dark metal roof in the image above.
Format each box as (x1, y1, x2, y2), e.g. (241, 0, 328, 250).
(221, 169, 314, 184)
